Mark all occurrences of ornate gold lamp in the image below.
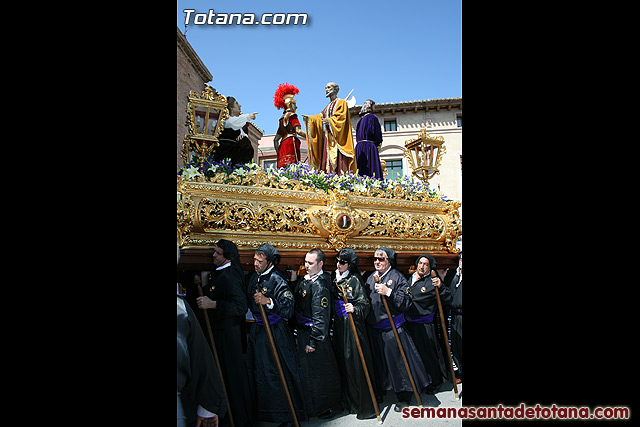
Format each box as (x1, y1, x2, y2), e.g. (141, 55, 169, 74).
(182, 84, 230, 170)
(404, 129, 446, 183)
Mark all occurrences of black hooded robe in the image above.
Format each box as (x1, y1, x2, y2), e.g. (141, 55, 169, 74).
(177, 296, 227, 426)
(293, 271, 343, 417)
(331, 271, 377, 419)
(365, 267, 431, 402)
(197, 264, 254, 426)
(444, 267, 462, 379)
(246, 266, 310, 423)
(405, 268, 452, 392)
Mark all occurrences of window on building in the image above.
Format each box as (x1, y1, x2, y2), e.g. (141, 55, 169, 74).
(263, 160, 276, 170)
(456, 114, 462, 127)
(385, 159, 403, 180)
(384, 119, 397, 132)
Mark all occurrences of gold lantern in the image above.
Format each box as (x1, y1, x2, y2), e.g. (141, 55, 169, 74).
(181, 84, 230, 169)
(404, 128, 446, 183)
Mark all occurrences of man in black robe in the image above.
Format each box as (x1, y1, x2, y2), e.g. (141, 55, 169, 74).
(365, 247, 430, 412)
(331, 248, 377, 419)
(293, 248, 342, 419)
(443, 251, 462, 382)
(404, 254, 452, 394)
(194, 239, 254, 426)
(177, 295, 227, 427)
(245, 243, 310, 424)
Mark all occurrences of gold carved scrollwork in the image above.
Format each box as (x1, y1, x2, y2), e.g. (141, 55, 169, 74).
(177, 176, 195, 246)
(361, 212, 445, 239)
(177, 177, 461, 253)
(308, 190, 371, 251)
(198, 199, 316, 234)
(442, 201, 462, 253)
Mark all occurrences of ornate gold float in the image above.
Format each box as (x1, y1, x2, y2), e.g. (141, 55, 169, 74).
(178, 85, 461, 272)
(177, 169, 461, 255)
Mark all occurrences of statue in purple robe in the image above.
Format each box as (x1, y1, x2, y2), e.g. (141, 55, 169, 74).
(355, 99, 384, 179)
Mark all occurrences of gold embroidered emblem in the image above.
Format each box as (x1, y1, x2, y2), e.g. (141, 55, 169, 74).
(302, 289, 307, 297)
(421, 286, 427, 293)
(321, 296, 328, 308)
(261, 286, 268, 294)
(406, 286, 412, 295)
(284, 290, 293, 299)
(209, 285, 216, 292)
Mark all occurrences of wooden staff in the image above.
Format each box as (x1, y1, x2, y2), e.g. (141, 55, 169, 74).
(196, 284, 235, 427)
(375, 276, 423, 408)
(432, 270, 459, 399)
(336, 283, 382, 423)
(256, 296, 300, 427)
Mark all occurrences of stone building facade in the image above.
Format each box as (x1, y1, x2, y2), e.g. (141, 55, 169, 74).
(349, 98, 462, 204)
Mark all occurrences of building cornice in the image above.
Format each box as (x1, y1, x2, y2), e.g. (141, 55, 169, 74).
(349, 97, 462, 116)
(177, 26, 213, 83)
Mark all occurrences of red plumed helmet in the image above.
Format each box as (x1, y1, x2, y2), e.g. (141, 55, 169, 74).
(274, 83, 300, 109)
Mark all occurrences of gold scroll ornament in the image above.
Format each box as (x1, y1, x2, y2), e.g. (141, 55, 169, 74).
(308, 190, 370, 251)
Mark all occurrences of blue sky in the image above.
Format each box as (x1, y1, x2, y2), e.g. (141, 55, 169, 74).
(177, 0, 461, 135)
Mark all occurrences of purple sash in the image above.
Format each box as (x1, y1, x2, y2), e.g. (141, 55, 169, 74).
(254, 312, 283, 325)
(295, 311, 313, 327)
(374, 313, 405, 331)
(405, 312, 435, 324)
(335, 299, 349, 318)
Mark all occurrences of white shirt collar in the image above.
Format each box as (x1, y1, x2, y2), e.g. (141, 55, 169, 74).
(260, 264, 275, 277)
(411, 271, 423, 285)
(304, 269, 324, 281)
(374, 266, 392, 280)
(335, 269, 350, 281)
(216, 261, 231, 271)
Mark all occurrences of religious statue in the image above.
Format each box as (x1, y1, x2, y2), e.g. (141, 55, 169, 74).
(303, 82, 356, 174)
(355, 99, 384, 179)
(212, 96, 257, 165)
(273, 83, 306, 168)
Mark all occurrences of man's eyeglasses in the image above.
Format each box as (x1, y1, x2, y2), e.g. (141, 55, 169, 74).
(373, 257, 388, 262)
(336, 258, 348, 265)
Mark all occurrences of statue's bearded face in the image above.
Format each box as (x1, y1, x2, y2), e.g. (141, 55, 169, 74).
(325, 83, 338, 98)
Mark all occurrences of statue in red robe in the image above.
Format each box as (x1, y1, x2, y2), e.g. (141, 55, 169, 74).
(273, 83, 306, 168)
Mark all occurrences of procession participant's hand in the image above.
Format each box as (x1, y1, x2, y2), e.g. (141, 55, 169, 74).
(375, 282, 390, 295)
(194, 274, 202, 286)
(305, 345, 316, 353)
(344, 302, 354, 313)
(196, 414, 218, 427)
(196, 296, 217, 309)
(432, 276, 442, 288)
(253, 290, 271, 306)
